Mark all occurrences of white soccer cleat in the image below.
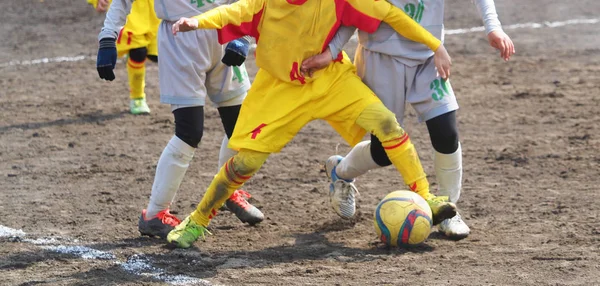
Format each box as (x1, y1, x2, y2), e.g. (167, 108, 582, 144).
(439, 212, 470, 240)
(325, 155, 358, 219)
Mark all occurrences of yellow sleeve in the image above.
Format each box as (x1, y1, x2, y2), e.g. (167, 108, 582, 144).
(87, 0, 98, 9)
(383, 5, 441, 51)
(191, 0, 265, 30)
(342, 0, 440, 52)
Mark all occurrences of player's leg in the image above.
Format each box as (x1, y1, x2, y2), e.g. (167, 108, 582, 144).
(408, 56, 469, 237)
(322, 62, 456, 225)
(127, 47, 151, 114)
(168, 148, 270, 248)
(116, 13, 153, 114)
(138, 105, 203, 239)
(138, 21, 212, 239)
(328, 47, 404, 187)
(216, 103, 265, 225)
(168, 69, 317, 248)
(324, 48, 404, 218)
(205, 34, 264, 225)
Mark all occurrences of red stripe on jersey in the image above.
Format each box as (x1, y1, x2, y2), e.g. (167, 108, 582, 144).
(217, 6, 264, 44)
(321, 0, 346, 53)
(341, 2, 383, 34)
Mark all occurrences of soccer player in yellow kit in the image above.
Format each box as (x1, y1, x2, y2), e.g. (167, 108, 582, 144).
(167, 0, 455, 248)
(89, 0, 160, 114)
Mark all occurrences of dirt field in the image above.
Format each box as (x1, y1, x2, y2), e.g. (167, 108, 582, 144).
(1, 1, 599, 285)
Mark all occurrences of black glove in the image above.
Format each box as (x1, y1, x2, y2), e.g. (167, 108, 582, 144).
(221, 37, 250, 67)
(96, 38, 117, 81)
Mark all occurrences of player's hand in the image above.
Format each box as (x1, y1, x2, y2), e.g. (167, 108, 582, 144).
(96, 0, 110, 12)
(488, 30, 515, 61)
(300, 48, 333, 77)
(434, 44, 452, 80)
(96, 38, 117, 81)
(172, 17, 198, 35)
(222, 37, 250, 66)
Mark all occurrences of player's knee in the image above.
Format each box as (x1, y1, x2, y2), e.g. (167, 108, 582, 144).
(146, 55, 158, 63)
(370, 135, 392, 167)
(232, 149, 269, 176)
(129, 47, 148, 63)
(173, 106, 204, 148)
(175, 125, 203, 148)
(430, 128, 458, 154)
(373, 114, 404, 143)
(426, 111, 459, 154)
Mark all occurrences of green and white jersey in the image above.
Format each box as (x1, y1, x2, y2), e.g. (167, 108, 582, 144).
(329, 0, 502, 66)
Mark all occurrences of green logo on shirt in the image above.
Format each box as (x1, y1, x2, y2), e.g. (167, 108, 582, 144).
(405, 0, 425, 23)
(190, 0, 215, 8)
(232, 66, 248, 84)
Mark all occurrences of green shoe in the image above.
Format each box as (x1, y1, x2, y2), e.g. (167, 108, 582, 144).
(130, 98, 150, 115)
(424, 194, 457, 225)
(167, 216, 211, 249)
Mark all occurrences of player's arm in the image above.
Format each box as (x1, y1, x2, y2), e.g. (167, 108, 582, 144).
(98, 0, 132, 40)
(328, 26, 357, 60)
(172, 0, 265, 43)
(96, 0, 133, 81)
(473, 0, 515, 61)
(300, 26, 356, 77)
(88, 0, 112, 13)
(342, 0, 451, 78)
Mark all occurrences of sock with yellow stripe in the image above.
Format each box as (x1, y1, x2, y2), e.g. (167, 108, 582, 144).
(127, 56, 146, 100)
(380, 135, 431, 198)
(190, 149, 269, 227)
(355, 103, 431, 198)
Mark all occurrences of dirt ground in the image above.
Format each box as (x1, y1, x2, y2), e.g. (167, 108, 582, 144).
(1, 0, 599, 285)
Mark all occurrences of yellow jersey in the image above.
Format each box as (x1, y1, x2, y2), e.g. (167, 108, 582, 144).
(192, 0, 441, 85)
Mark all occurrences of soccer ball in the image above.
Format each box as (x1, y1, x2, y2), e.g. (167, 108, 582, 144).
(373, 190, 433, 247)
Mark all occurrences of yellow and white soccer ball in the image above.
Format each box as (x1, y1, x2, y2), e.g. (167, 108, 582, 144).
(373, 190, 433, 246)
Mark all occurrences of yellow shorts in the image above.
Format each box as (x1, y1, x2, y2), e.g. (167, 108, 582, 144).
(115, 0, 160, 57)
(229, 54, 382, 153)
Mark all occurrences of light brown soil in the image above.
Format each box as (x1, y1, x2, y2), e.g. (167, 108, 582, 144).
(1, 1, 599, 285)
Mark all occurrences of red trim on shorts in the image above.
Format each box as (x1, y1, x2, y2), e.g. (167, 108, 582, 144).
(117, 28, 124, 44)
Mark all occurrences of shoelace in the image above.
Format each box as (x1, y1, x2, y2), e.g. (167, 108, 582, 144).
(229, 190, 251, 207)
(188, 222, 212, 241)
(335, 180, 359, 202)
(450, 213, 463, 223)
(158, 210, 181, 226)
(424, 194, 449, 203)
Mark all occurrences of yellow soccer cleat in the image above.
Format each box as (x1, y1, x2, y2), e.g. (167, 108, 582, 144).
(424, 194, 457, 225)
(167, 216, 211, 249)
(130, 98, 151, 115)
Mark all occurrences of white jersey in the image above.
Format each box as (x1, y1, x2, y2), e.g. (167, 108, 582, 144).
(98, 0, 237, 40)
(329, 0, 502, 66)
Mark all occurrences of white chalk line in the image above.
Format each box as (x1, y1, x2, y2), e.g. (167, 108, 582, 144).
(0, 225, 212, 286)
(0, 17, 597, 69)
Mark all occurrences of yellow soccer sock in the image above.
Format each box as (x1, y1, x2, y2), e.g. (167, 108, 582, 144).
(190, 150, 269, 227)
(381, 136, 431, 198)
(127, 57, 146, 100)
(355, 103, 431, 198)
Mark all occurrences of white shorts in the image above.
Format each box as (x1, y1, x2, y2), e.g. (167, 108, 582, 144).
(158, 21, 251, 107)
(354, 45, 458, 125)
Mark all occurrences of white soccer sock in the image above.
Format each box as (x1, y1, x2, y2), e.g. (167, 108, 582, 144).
(336, 140, 382, 180)
(218, 135, 237, 172)
(146, 136, 195, 218)
(434, 143, 462, 204)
